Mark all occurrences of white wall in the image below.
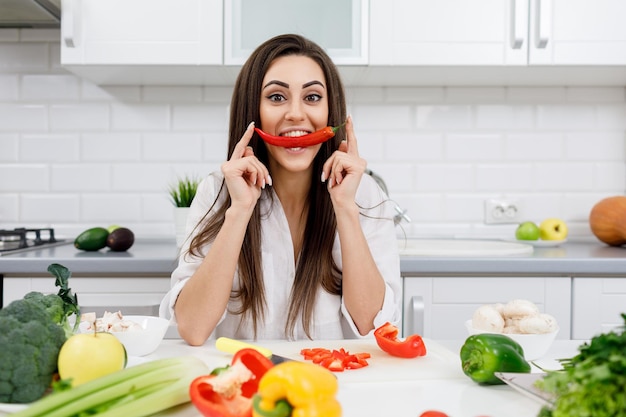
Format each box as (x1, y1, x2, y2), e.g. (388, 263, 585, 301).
(1, 30, 625, 241)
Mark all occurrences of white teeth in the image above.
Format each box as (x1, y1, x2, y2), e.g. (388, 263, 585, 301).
(282, 130, 309, 137)
(288, 147, 303, 151)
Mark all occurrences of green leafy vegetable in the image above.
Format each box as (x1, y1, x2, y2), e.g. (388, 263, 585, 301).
(535, 313, 626, 417)
(47, 263, 80, 336)
(10, 356, 210, 417)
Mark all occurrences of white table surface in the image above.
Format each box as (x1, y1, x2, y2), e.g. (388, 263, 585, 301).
(147, 338, 584, 417)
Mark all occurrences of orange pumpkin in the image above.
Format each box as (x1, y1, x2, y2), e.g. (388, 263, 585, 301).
(589, 196, 626, 246)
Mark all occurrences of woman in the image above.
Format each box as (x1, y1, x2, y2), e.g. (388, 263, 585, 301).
(160, 34, 401, 345)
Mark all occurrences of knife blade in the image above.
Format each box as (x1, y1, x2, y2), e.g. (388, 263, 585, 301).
(215, 337, 292, 364)
(495, 372, 555, 407)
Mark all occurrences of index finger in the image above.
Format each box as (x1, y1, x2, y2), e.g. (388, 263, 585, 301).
(344, 115, 359, 156)
(230, 121, 255, 159)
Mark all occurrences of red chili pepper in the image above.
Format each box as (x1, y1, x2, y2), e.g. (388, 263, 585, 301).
(189, 348, 274, 417)
(374, 322, 427, 358)
(254, 123, 344, 148)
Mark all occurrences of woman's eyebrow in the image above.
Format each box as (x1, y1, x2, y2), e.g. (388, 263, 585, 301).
(263, 80, 289, 90)
(303, 80, 325, 89)
(262, 80, 325, 90)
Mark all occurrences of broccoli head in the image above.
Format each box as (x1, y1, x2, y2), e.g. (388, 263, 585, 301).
(0, 298, 66, 403)
(23, 292, 65, 324)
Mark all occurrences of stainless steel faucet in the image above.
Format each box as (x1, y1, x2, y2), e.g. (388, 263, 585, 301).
(365, 169, 411, 226)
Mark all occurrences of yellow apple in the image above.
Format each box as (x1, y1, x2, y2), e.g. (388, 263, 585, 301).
(539, 218, 568, 240)
(57, 332, 127, 386)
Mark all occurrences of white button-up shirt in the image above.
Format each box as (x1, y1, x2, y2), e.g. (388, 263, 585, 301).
(160, 172, 402, 340)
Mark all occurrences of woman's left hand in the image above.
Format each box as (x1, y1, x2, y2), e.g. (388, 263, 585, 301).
(322, 115, 367, 208)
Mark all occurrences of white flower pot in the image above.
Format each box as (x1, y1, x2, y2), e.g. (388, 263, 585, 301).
(174, 207, 191, 248)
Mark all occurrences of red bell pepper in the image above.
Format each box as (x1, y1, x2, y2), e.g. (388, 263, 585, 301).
(300, 347, 371, 372)
(374, 322, 427, 358)
(190, 348, 274, 417)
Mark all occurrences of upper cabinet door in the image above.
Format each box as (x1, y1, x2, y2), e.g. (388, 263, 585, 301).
(530, 0, 626, 65)
(224, 0, 368, 65)
(370, 0, 527, 66)
(61, 0, 222, 65)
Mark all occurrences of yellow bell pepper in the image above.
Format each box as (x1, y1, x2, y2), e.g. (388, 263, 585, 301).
(252, 361, 341, 417)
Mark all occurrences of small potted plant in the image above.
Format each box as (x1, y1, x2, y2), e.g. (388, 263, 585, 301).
(169, 176, 199, 247)
(169, 176, 199, 207)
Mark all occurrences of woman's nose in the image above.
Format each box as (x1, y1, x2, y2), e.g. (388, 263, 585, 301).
(285, 100, 305, 121)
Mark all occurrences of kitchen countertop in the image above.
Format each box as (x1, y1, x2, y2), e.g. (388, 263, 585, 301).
(0, 238, 624, 276)
(140, 338, 583, 417)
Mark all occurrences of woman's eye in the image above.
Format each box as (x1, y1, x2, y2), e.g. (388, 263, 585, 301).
(305, 94, 322, 102)
(267, 93, 286, 103)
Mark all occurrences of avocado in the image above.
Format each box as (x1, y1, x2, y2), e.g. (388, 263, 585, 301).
(106, 227, 135, 252)
(74, 227, 109, 251)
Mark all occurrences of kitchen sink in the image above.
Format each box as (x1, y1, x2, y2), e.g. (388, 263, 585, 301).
(398, 239, 533, 257)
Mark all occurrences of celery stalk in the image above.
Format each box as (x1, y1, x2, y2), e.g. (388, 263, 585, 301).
(11, 356, 210, 417)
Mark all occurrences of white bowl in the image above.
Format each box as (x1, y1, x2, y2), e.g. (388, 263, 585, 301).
(111, 315, 170, 356)
(80, 315, 170, 357)
(464, 319, 559, 361)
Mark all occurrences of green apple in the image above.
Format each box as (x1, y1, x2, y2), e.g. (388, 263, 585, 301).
(57, 332, 127, 386)
(515, 221, 540, 240)
(539, 218, 568, 240)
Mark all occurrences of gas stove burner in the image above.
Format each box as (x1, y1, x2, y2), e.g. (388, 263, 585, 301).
(0, 227, 68, 255)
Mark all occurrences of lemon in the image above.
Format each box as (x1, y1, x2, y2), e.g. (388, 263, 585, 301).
(58, 333, 127, 386)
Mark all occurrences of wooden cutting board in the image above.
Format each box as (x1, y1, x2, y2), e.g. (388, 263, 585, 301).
(258, 338, 465, 383)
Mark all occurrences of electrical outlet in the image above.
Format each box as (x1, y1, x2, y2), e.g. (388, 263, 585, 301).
(484, 198, 523, 224)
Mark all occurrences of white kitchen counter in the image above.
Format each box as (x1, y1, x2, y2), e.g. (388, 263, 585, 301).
(143, 338, 584, 417)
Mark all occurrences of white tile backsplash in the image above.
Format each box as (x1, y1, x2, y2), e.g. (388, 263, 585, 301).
(0, 33, 625, 240)
(0, 75, 18, 100)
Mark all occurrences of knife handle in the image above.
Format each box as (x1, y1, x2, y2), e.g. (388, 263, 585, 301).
(215, 337, 273, 358)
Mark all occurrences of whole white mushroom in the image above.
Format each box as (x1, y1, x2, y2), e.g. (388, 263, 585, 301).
(502, 299, 540, 319)
(518, 313, 558, 334)
(472, 304, 505, 333)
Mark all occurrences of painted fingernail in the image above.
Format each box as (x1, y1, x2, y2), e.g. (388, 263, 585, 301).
(328, 177, 334, 188)
(247, 121, 255, 130)
(267, 174, 273, 186)
(261, 178, 266, 189)
(321, 172, 326, 183)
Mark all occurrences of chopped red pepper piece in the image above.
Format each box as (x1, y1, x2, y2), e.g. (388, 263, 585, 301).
(190, 348, 274, 417)
(300, 347, 370, 372)
(374, 322, 427, 358)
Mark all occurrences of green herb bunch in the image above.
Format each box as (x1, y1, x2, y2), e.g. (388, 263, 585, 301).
(536, 313, 626, 417)
(169, 176, 200, 207)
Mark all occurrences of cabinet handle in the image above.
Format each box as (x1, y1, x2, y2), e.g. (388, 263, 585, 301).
(407, 295, 424, 336)
(510, 0, 526, 49)
(534, 0, 551, 48)
(61, 0, 80, 48)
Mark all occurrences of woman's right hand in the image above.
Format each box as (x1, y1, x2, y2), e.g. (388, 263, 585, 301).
(221, 122, 272, 212)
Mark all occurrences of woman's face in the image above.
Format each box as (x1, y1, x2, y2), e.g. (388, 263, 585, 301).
(259, 55, 329, 176)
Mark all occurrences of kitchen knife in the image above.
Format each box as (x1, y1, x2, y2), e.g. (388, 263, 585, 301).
(495, 372, 555, 407)
(215, 337, 292, 364)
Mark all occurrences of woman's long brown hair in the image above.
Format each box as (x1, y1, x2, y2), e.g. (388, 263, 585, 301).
(187, 34, 347, 339)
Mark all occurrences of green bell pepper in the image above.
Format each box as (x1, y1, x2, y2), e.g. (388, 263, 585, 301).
(460, 333, 531, 385)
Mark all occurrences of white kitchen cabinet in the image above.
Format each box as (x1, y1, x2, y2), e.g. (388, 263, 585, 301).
(60, 0, 228, 85)
(572, 277, 626, 339)
(402, 276, 571, 340)
(223, 0, 368, 65)
(61, 0, 222, 65)
(3, 276, 170, 317)
(370, 0, 626, 66)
